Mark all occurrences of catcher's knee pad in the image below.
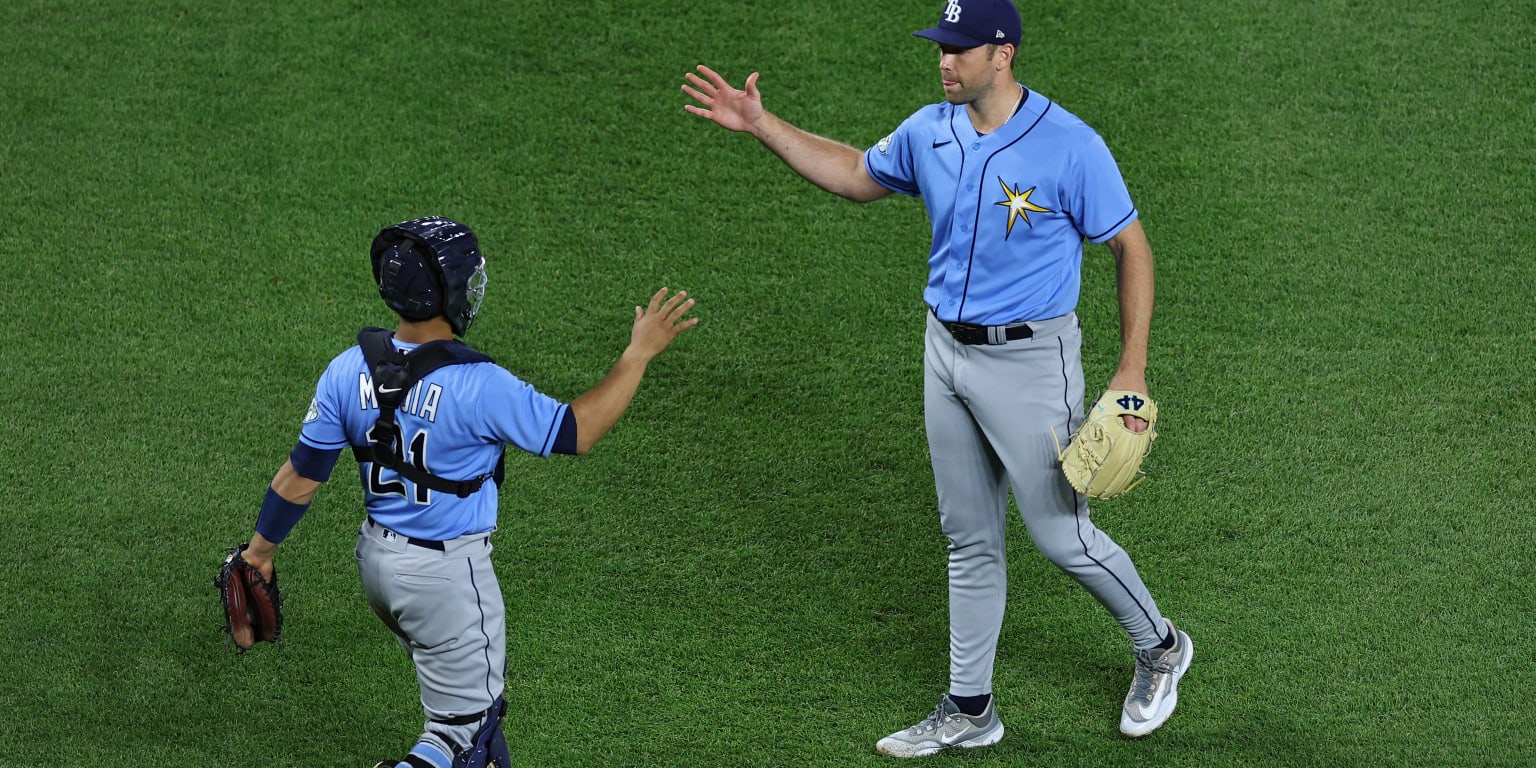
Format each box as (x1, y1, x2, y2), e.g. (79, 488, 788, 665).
(442, 697, 509, 768)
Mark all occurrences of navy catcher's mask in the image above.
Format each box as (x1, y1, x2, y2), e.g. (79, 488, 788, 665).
(371, 216, 488, 337)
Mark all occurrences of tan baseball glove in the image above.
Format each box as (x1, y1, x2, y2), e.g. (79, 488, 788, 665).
(1055, 390, 1158, 499)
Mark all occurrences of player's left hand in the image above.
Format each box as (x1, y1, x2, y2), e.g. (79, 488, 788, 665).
(628, 287, 698, 361)
(1106, 371, 1150, 433)
(1058, 389, 1159, 499)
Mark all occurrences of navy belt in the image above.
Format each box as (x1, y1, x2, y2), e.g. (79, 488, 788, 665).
(367, 517, 445, 551)
(935, 312, 1033, 345)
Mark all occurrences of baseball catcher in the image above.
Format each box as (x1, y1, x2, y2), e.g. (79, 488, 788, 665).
(216, 215, 697, 768)
(214, 542, 283, 652)
(1057, 390, 1158, 499)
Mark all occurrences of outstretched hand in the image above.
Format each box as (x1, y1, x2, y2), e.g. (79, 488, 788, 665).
(628, 287, 698, 361)
(682, 65, 763, 133)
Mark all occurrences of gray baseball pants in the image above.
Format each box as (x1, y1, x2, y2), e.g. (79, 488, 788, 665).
(356, 519, 505, 758)
(923, 310, 1167, 696)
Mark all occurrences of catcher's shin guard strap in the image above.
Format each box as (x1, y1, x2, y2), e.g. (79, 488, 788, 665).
(448, 696, 509, 768)
(432, 707, 490, 726)
(255, 487, 309, 544)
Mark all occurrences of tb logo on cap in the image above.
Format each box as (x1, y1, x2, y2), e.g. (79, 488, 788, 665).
(943, 0, 963, 23)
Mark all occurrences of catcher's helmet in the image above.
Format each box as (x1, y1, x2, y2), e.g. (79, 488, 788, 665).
(371, 216, 488, 337)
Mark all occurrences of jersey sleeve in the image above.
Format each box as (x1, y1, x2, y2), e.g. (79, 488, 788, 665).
(1064, 132, 1139, 243)
(480, 366, 570, 459)
(863, 116, 922, 197)
(297, 350, 356, 451)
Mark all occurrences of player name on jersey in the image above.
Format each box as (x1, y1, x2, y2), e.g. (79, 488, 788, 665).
(357, 374, 444, 423)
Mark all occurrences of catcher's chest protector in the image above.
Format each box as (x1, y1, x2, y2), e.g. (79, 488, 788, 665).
(354, 327, 503, 497)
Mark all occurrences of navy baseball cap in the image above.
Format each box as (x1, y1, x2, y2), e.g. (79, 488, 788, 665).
(913, 0, 1022, 48)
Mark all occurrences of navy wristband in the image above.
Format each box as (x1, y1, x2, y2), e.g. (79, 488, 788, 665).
(255, 486, 310, 544)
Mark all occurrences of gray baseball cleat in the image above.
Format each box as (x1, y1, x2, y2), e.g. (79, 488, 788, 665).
(876, 695, 1005, 758)
(1120, 618, 1194, 737)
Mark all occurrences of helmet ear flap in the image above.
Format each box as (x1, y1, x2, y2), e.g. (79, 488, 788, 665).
(377, 242, 403, 287)
(375, 239, 444, 322)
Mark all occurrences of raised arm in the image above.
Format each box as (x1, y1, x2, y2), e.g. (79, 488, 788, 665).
(683, 65, 891, 204)
(567, 288, 698, 454)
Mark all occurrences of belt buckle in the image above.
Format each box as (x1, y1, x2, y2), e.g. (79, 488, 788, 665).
(943, 319, 977, 345)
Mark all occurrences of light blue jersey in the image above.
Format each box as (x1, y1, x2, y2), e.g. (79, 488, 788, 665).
(298, 341, 568, 540)
(864, 86, 1138, 325)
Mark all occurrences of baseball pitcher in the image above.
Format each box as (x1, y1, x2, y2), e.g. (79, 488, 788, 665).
(682, 0, 1191, 756)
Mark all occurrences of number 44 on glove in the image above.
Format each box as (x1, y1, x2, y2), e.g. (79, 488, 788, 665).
(1054, 390, 1158, 500)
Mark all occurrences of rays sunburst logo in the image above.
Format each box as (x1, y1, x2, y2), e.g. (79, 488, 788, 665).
(994, 178, 1052, 238)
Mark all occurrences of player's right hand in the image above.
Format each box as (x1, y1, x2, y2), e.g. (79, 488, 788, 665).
(628, 287, 698, 361)
(682, 65, 763, 133)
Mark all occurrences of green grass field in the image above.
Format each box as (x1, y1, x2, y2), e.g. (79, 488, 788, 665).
(1, 1, 1533, 766)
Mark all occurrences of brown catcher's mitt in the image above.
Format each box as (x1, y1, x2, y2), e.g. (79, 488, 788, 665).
(214, 543, 283, 652)
(1055, 390, 1158, 499)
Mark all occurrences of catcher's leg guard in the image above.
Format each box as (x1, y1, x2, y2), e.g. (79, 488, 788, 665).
(449, 696, 509, 768)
